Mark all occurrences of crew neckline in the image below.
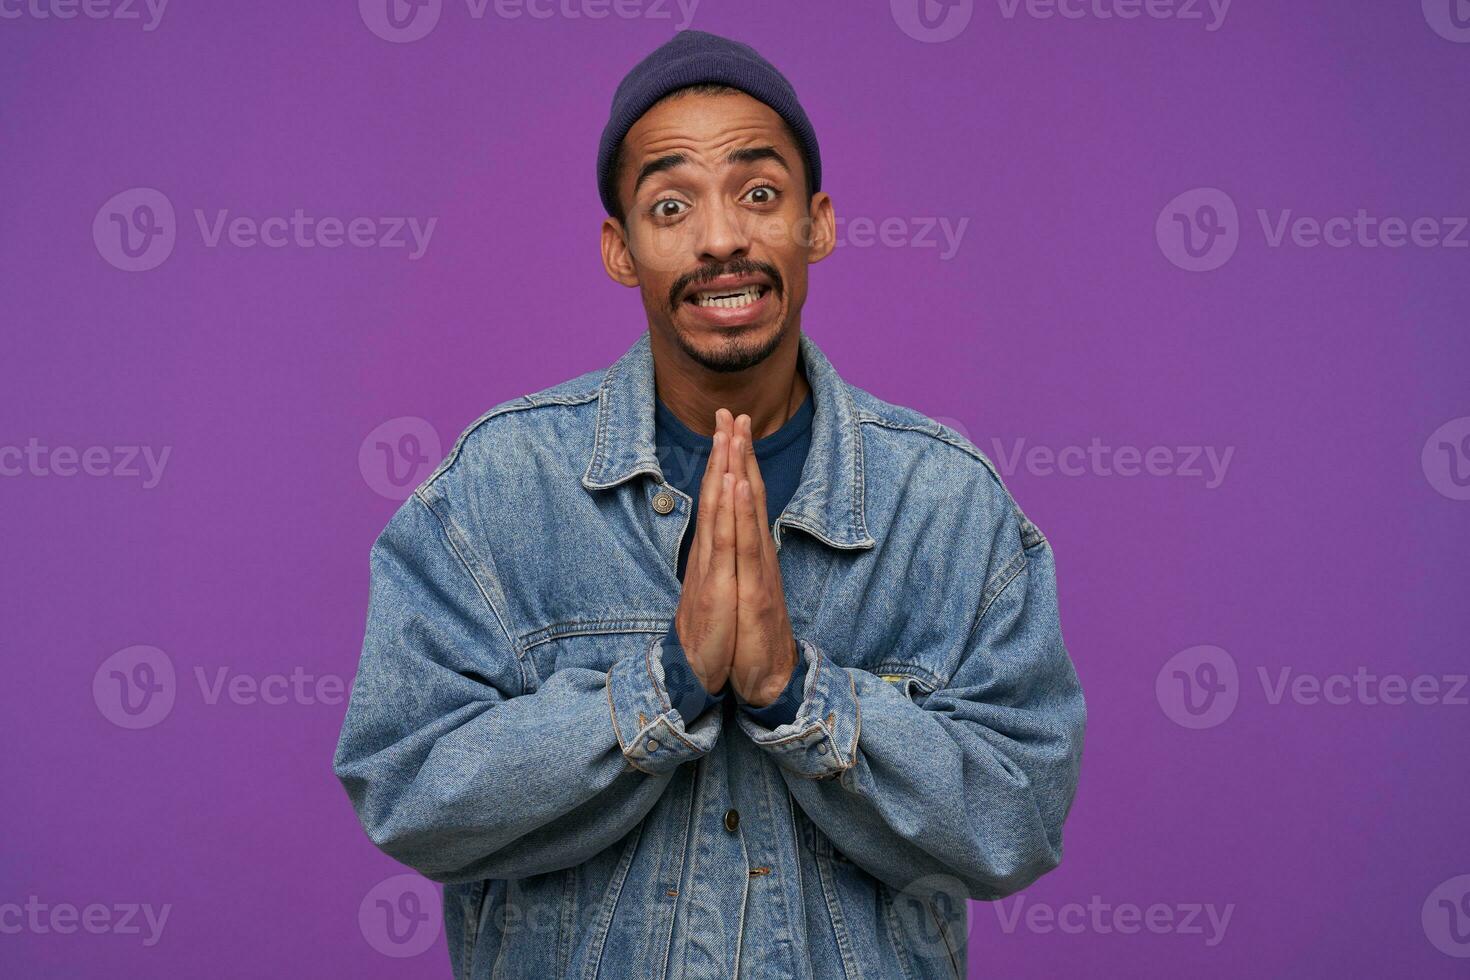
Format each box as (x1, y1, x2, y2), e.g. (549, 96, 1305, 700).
(655, 389, 814, 458)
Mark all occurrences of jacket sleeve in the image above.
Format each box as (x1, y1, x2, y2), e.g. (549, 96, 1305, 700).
(332, 488, 723, 884)
(733, 512, 1086, 902)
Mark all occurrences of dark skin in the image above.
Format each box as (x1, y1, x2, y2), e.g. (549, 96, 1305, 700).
(599, 90, 836, 706)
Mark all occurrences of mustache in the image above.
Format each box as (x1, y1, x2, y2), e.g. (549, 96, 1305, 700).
(668, 259, 783, 311)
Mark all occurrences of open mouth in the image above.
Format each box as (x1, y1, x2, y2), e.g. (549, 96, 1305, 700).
(684, 284, 770, 310)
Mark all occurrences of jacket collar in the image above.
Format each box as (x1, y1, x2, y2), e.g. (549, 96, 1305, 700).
(582, 330, 876, 551)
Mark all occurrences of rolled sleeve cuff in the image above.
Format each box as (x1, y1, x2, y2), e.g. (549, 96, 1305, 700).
(739, 653, 808, 728)
(733, 638, 860, 780)
(658, 622, 726, 724)
(607, 631, 723, 776)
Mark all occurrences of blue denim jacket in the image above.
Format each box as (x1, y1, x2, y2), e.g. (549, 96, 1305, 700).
(333, 330, 1086, 979)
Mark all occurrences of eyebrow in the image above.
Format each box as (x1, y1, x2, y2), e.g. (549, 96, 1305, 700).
(632, 145, 791, 199)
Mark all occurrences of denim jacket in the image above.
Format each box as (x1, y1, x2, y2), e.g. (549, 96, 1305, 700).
(333, 330, 1086, 979)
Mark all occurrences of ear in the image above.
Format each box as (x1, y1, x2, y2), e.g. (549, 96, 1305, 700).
(601, 216, 640, 287)
(804, 192, 836, 265)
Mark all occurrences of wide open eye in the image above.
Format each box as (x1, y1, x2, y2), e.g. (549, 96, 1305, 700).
(742, 184, 780, 206)
(649, 197, 689, 220)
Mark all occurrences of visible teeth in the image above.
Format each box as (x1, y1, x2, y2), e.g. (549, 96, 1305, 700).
(694, 285, 764, 308)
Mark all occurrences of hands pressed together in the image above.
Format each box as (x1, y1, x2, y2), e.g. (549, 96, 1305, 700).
(672, 408, 800, 709)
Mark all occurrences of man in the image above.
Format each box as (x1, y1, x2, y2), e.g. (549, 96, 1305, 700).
(334, 29, 1085, 979)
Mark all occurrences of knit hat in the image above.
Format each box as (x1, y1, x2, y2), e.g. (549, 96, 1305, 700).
(596, 29, 822, 219)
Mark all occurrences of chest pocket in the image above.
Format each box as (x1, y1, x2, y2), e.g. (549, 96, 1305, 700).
(522, 621, 668, 690)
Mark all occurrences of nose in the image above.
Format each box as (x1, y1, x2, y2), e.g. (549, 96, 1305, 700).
(692, 195, 753, 265)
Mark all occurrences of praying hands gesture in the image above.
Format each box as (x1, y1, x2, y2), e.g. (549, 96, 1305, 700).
(672, 408, 800, 708)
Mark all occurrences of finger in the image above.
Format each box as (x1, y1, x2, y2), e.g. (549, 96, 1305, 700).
(734, 477, 764, 585)
(738, 415, 770, 527)
(695, 429, 726, 570)
(714, 472, 736, 578)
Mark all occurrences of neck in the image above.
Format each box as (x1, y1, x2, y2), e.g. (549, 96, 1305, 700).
(651, 328, 810, 439)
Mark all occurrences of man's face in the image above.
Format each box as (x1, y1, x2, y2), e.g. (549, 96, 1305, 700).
(601, 90, 834, 373)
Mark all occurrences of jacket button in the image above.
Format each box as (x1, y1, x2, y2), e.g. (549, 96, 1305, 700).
(652, 491, 675, 514)
(723, 809, 740, 833)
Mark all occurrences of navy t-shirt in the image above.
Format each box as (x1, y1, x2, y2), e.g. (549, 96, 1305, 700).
(653, 386, 814, 727)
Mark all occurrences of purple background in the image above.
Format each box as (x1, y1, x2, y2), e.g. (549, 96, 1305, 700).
(3, 1, 1468, 976)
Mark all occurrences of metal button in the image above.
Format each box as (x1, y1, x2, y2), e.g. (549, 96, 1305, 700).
(817, 742, 829, 755)
(646, 739, 659, 751)
(723, 809, 740, 833)
(652, 490, 675, 514)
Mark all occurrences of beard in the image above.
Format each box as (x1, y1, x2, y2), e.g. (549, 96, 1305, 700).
(669, 315, 788, 374)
